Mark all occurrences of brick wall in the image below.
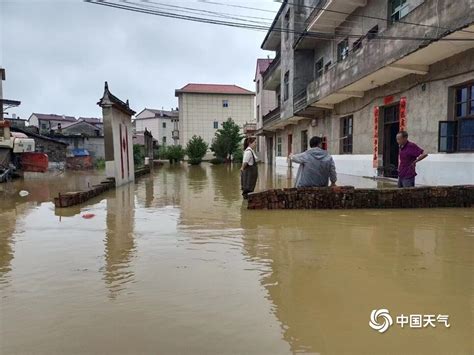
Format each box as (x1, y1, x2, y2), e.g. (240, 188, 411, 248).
(247, 186, 474, 210)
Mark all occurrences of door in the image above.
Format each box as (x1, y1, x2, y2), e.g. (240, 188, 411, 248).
(382, 104, 400, 178)
(267, 136, 274, 165)
(287, 134, 293, 156)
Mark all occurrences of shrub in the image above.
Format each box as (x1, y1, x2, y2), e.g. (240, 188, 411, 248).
(94, 157, 106, 170)
(233, 148, 244, 164)
(210, 157, 225, 165)
(186, 135, 208, 165)
(133, 144, 145, 167)
(165, 145, 185, 164)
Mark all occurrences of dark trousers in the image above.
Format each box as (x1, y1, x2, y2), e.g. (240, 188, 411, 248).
(241, 165, 258, 197)
(398, 176, 415, 188)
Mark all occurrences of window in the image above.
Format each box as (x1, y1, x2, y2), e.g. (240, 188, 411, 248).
(256, 80, 260, 94)
(315, 58, 324, 79)
(222, 100, 229, 108)
(162, 136, 167, 145)
(439, 83, 474, 152)
(337, 38, 349, 62)
(277, 136, 282, 156)
(367, 25, 379, 40)
(389, 0, 408, 23)
(352, 36, 363, 52)
(301, 130, 308, 152)
(340, 115, 353, 154)
(162, 122, 166, 129)
(41, 123, 47, 130)
(324, 61, 332, 73)
(438, 121, 457, 153)
(213, 121, 219, 129)
(284, 71, 289, 101)
(284, 9, 290, 41)
(257, 105, 260, 122)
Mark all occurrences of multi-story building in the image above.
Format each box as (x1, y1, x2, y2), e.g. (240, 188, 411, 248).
(28, 113, 76, 134)
(175, 83, 255, 149)
(254, 58, 278, 163)
(134, 108, 180, 146)
(260, 0, 474, 185)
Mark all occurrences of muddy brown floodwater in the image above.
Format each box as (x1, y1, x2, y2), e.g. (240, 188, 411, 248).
(0, 164, 473, 354)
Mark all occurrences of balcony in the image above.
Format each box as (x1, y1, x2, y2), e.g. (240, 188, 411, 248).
(306, 5, 474, 109)
(262, 52, 281, 91)
(172, 130, 179, 140)
(293, 88, 307, 114)
(262, 106, 281, 129)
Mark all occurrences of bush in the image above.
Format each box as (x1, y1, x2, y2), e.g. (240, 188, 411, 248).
(94, 157, 106, 170)
(186, 136, 208, 165)
(210, 157, 225, 165)
(133, 144, 145, 167)
(165, 145, 186, 164)
(157, 146, 167, 160)
(233, 148, 244, 164)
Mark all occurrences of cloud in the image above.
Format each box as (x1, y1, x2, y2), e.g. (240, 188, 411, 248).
(1, 0, 280, 119)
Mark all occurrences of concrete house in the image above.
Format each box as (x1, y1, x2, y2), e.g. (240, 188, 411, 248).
(259, 0, 474, 185)
(175, 84, 255, 149)
(28, 113, 76, 134)
(255, 58, 278, 163)
(135, 108, 179, 146)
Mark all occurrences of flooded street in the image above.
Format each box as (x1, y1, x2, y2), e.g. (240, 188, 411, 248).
(1, 164, 473, 354)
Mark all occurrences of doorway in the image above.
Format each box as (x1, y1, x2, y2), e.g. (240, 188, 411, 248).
(382, 104, 400, 178)
(267, 136, 274, 165)
(287, 134, 293, 156)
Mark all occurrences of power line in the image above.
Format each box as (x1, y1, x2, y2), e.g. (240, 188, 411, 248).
(84, 0, 474, 42)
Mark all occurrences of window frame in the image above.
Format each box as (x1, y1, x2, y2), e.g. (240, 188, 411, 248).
(389, 0, 409, 23)
(438, 120, 457, 153)
(162, 122, 166, 129)
(222, 100, 229, 108)
(277, 136, 282, 157)
(314, 57, 324, 80)
(213, 121, 219, 129)
(301, 130, 308, 152)
(340, 115, 354, 154)
(337, 38, 349, 62)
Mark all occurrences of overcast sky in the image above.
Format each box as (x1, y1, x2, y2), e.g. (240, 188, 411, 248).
(1, 0, 280, 119)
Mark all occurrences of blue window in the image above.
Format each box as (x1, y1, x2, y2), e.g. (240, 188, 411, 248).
(213, 121, 219, 129)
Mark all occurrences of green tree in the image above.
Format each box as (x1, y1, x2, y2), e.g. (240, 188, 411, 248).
(210, 118, 244, 162)
(186, 135, 208, 165)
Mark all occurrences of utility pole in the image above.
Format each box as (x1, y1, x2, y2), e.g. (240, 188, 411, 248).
(0, 68, 5, 121)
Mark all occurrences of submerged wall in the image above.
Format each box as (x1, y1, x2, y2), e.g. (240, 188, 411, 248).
(247, 185, 474, 210)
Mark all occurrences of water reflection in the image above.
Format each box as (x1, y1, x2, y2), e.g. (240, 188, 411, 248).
(240, 208, 474, 354)
(103, 183, 136, 299)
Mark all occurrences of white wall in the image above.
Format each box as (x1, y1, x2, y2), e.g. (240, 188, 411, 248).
(179, 93, 255, 147)
(275, 154, 474, 186)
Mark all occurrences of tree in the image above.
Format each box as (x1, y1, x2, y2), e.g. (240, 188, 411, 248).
(186, 135, 208, 165)
(165, 145, 186, 164)
(210, 118, 244, 162)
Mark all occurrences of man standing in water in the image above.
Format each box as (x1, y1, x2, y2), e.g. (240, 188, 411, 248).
(396, 131, 428, 188)
(289, 136, 337, 188)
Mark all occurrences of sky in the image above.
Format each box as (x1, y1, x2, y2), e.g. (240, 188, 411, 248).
(0, 0, 281, 120)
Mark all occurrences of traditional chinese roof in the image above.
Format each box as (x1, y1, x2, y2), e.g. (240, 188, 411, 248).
(97, 82, 136, 116)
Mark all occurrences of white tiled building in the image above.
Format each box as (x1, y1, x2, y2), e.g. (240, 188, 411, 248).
(135, 108, 179, 146)
(175, 84, 255, 149)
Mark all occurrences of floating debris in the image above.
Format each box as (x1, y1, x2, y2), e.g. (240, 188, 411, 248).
(18, 190, 29, 197)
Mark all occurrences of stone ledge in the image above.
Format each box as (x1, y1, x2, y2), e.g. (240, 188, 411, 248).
(247, 185, 474, 210)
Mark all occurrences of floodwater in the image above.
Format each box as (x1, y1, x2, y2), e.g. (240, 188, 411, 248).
(0, 164, 473, 355)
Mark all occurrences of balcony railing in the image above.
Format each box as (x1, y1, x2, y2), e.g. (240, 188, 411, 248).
(262, 106, 281, 128)
(262, 52, 281, 87)
(293, 88, 307, 113)
(304, 0, 329, 29)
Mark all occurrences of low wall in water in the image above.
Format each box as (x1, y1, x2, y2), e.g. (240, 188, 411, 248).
(247, 185, 474, 210)
(54, 166, 151, 208)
